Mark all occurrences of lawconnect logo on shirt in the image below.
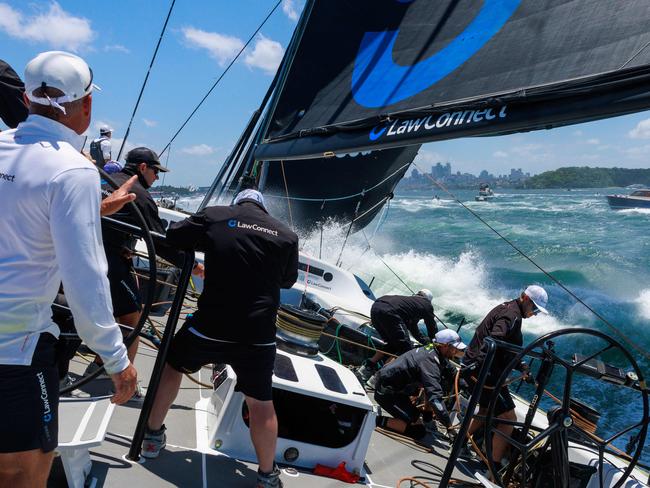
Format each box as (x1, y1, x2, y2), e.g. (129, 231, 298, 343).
(228, 219, 278, 236)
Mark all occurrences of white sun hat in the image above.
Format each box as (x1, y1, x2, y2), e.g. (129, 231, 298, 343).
(524, 285, 549, 315)
(24, 51, 99, 114)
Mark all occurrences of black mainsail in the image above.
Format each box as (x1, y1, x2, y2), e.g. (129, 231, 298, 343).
(254, 0, 650, 161)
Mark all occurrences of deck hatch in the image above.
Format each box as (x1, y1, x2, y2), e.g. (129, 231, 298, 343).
(314, 364, 347, 394)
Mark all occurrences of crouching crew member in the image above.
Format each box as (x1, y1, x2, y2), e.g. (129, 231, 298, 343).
(143, 189, 298, 488)
(461, 285, 549, 470)
(358, 290, 438, 381)
(374, 329, 466, 440)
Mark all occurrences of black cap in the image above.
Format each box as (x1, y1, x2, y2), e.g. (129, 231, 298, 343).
(125, 147, 169, 172)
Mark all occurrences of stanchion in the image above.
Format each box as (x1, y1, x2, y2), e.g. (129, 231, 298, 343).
(127, 249, 195, 461)
(440, 338, 497, 486)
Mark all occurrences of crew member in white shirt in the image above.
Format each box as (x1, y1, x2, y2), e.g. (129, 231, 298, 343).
(0, 51, 137, 488)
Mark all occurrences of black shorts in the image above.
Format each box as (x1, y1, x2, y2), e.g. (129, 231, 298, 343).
(0, 333, 59, 453)
(371, 307, 412, 355)
(374, 381, 420, 423)
(106, 251, 141, 317)
(461, 367, 516, 417)
(167, 323, 276, 401)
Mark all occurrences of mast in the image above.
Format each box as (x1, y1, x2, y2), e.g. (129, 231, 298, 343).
(235, 0, 316, 194)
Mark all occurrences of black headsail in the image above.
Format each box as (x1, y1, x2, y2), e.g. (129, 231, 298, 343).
(254, 0, 650, 161)
(262, 146, 419, 231)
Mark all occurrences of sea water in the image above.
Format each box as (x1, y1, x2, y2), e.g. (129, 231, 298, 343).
(180, 188, 650, 466)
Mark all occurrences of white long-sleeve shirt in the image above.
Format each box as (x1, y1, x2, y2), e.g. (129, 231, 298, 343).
(0, 114, 129, 374)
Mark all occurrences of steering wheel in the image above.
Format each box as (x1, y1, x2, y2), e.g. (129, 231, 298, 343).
(483, 328, 648, 488)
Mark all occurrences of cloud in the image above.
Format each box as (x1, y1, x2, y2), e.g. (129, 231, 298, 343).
(244, 34, 284, 75)
(181, 144, 215, 156)
(104, 44, 130, 53)
(414, 149, 444, 167)
(625, 144, 650, 159)
(142, 118, 157, 127)
(493, 150, 508, 158)
(0, 2, 94, 51)
(282, 0, 303, 21)
(628, 118, 650, 139)
(585, 138, 600, 145)
(181, 26, 244, 66)
(573, 130, 583, 137)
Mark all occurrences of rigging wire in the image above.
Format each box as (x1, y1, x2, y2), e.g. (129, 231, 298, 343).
(116, 0, 176, 161)
(159, 0, 283, 157)
(412, 162, 650, 361)
(279, 160, 294, 230)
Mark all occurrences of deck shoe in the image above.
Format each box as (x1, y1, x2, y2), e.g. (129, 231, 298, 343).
(256, 464, 283, 488)
(141, 425, 166, 459)
(59, 374, 90, 398)
(365, 372, 379, 389)
(126, 383, 146, 406)
(357, 360, 378, 381)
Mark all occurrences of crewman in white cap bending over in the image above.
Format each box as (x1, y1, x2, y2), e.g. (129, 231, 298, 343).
(461, 285, 549, 471)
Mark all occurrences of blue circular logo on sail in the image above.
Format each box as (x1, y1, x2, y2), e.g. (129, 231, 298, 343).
(352, 0, 522, 108)
(228, 219, 237, 228)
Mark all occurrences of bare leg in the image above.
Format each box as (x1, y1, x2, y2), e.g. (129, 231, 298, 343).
(117, 311, 141, 364)
(385, 417, 408, 434)
(0, 450, 54, 488)
(245, 396, 277, 474)
(468, 406, 487, 437)
(491, 409, 516, 464)
(369, 351, 384, 365)
(148, 364, 183, 431)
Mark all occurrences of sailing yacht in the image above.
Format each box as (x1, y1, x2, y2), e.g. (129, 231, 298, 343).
(51, 0, 650, 487)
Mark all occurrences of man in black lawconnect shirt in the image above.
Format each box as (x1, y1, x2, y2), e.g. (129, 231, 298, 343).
(143, 189, 298, 488)
(461, 285, 549, 470)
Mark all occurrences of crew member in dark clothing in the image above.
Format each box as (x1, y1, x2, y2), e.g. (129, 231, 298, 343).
(86, 147, 191, 402)
(143, 189, 298, 488)
(462, 285, 548, 468)
(374, 329, 466, 440)
(0, 59, 28, 128)
(358, 290, 438, 381)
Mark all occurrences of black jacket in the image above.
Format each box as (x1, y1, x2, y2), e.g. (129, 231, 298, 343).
(166, 200, 299, 345)
(101, 169, 180, 265)
(377, 346, 456, 426)
(0, 60, 28, 129)
(464, 299, 524, 372)
(372, 294, 437, 344)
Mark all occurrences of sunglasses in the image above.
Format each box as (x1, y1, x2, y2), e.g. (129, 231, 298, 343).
(531, 304, 541, 315)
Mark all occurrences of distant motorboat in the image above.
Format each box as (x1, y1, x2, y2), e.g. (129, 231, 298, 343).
(475, 182, 494, 201)
(606, 188, 650, 209)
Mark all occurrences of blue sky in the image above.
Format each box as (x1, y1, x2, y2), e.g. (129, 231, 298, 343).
(1, 0, 649, 186)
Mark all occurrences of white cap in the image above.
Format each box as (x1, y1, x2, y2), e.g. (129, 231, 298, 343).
(416, 289, 433, 303)
(524, 285, 549, 315)
(233, 189, 266, 209)
(100, 125, 112, 135)
(24, 51, 99, 114)
(435, 329, 467, 350)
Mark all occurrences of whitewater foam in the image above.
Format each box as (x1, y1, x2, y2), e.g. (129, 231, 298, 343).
(634, 289, 650, 320)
